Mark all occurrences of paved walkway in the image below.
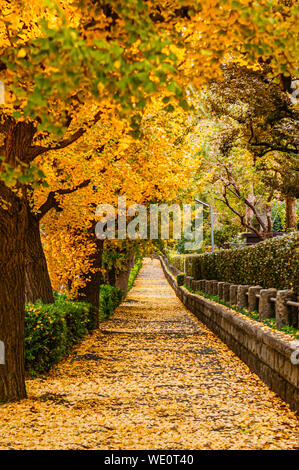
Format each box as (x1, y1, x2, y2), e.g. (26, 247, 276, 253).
(0, 258, 298, 449)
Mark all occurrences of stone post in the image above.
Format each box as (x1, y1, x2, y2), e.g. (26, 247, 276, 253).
(237, 285, 250, 309)
(229, 285, 238, 306)
(206, 280, 214, 295)
(248, 286, 262, 313)
(192, 280, 201, 292)
(259, 288, 277, 320)
(185, 276, 193, 288)
(212, 280, 219, 296)
(203, 280, 209, 293)
(222, 283, 231, 303)
(218, 282, 226, 299)
(276, 290, 298, 328)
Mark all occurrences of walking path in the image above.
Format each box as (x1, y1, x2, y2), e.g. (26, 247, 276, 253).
(0, 258, 298, 449)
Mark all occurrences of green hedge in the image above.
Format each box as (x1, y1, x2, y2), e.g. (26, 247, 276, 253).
(126, 258, 142, 293)
(168, 233, 299, 294)
(99, 284, 123, 318)
(25, 295, 92, 376)
(99, 258, 143, 318)
(176, 273, 186, 286)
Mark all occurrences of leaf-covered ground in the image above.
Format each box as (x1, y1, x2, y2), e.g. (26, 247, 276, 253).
(0, 258, 298, 450)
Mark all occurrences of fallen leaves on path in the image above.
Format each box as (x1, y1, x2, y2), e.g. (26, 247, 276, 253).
(0, 259, 298, 450)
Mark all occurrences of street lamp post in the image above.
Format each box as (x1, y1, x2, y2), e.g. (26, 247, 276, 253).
(194, 198, 215, 252)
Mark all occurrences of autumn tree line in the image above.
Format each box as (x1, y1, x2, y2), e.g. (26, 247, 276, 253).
(0, 0, 298, 402)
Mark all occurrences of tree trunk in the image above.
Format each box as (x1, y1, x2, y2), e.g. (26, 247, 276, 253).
(244, 186, 255, 228)
(24, 210, 54, 304)
(115, 252, 135, 292)
(76, 233, 104, 327)
(0, 182, 27, 402)
(285, 196, 297, 230)
(0, 120, 37, 402)
(106, 265, 116, 286)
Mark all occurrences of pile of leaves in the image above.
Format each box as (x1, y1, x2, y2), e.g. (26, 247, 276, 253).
(1, 258, 298, 450)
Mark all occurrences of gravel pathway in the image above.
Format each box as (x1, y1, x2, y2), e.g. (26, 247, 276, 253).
(0, 258, 298, 450)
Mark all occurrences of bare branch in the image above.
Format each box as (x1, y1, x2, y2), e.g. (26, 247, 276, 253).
(219, 184, 264, 239)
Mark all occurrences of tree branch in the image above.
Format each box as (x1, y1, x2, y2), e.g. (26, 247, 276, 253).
(219, 183, 265, 239)
(37, 179, 91, 221)
(28, 110, 103, 160)
(250, 141, 298, 156)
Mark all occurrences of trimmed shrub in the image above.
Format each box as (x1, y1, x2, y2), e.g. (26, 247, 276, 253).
(176, 273, 186, 286)
(168, 252, 186, 272)
(168, 233, 299, 294)
(126, 258, 143, 293)
(25, 296, 92, 375)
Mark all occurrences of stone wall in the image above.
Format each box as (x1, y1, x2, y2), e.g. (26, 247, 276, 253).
(160, 256, 299, 412)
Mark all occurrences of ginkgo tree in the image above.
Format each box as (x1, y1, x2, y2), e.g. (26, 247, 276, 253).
(39, 97, 197, 306)
(0, 0, 197, 402)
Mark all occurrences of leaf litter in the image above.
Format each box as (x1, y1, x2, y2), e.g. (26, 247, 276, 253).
(0, 258, 298, 450)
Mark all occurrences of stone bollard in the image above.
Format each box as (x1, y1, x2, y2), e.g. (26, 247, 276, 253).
(206, 280, 214, 295)
(218, 282, 226, 299)
(237, 285, 250, 309)
(212, 280, 219, 296)
(248, 286, 262, 313)
(276, 290, 298, 328)
(192, 280, 201, 292)
(259, 288, 277, 320)
(185, 276, 193, 288)
(222, 283, 231, 303)
(199, 280, 205, 291)
(229, 285, 238, 305)
(204, 280, 210, 294)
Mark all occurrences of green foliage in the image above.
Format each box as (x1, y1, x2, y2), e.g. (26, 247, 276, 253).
(168, 251, 186, 272)
(99, 285, 123, 319)
(213, 224, 240, 248)
(126, 258, 143, 293)
(176, 273, 186, 286)
(0, 160, 49, 188)
(170, 233, 299, 294)
(25, 296, 92, 376)
(5, 0, 185, 135)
